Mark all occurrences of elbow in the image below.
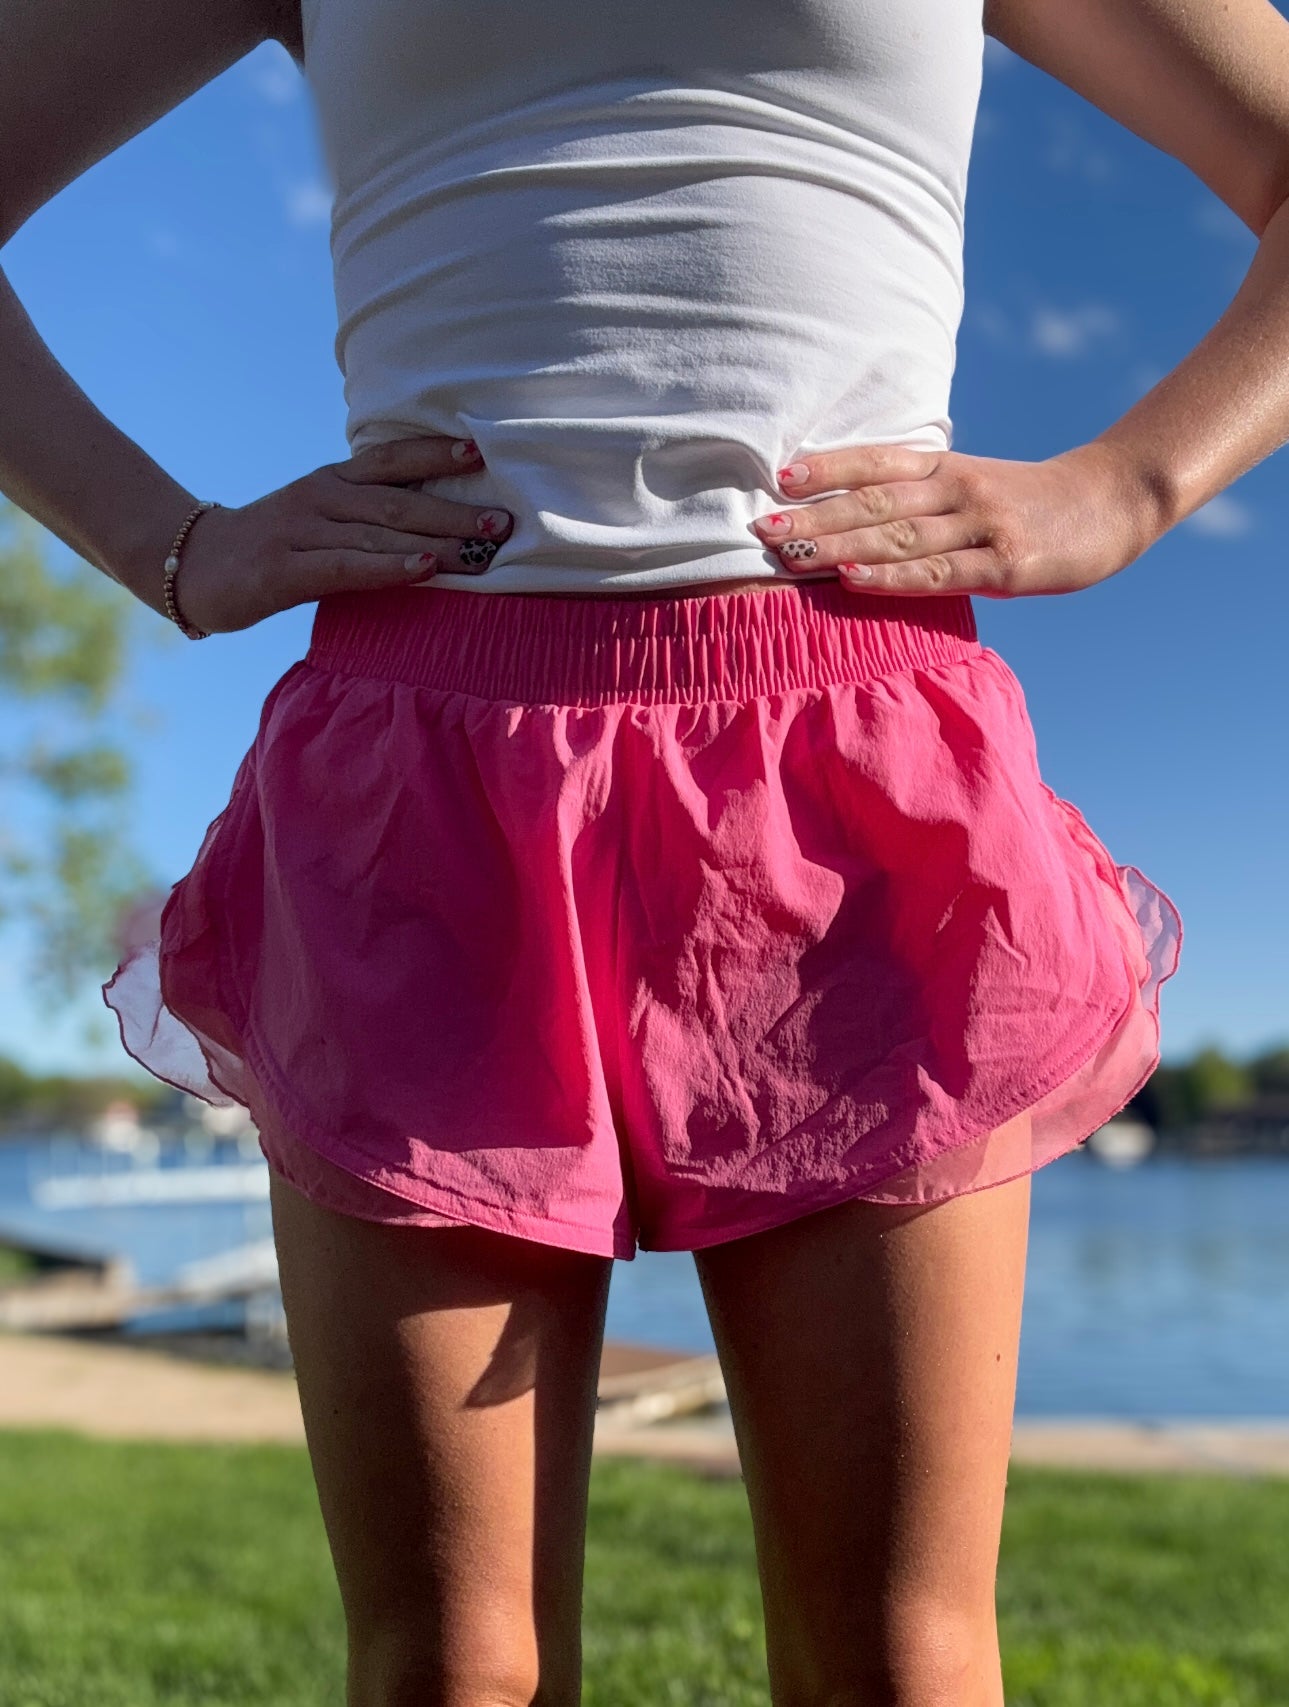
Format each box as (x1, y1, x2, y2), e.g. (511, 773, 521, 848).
(0, 198, 25, 251)
(1262, 183, 1289, 239)
(1248, 158, 1289, 240)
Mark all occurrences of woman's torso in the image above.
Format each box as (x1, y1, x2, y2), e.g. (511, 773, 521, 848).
(298, 0, 986, 597)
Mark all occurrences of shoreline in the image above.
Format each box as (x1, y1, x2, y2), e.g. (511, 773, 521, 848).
(2, 1328, 1287, 1477)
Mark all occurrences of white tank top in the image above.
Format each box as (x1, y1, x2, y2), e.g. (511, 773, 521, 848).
(299, 0, 985, 594)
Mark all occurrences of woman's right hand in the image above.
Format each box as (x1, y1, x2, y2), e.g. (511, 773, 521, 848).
(167, 434, 515, 635)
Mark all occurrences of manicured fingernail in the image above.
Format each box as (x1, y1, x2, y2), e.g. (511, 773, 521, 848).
(780, 539, 818, 561)
(405, 551, 439, 580)
(838, 562, 873, 581)
(459, 537, 499, 567)
(755, 512, 793, 537)
(475, 508, 510, 537)
(450, 439, 480, 462)
(778, 463, 810, 486)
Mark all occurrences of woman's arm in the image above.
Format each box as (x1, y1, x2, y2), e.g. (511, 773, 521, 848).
(0, 0, 286, 617)
(0, 0, 512, 632)
(983, 0, 1289, 533)
(749, 0, 1289, 596)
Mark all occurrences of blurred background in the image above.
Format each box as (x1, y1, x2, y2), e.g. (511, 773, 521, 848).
(0, 34, 1286, 1423)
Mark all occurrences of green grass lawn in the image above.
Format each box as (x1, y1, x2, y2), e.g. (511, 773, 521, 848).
(0, 1429, 1285, 1706)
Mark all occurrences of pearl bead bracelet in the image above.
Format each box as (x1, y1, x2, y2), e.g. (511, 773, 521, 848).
(163, 500, 222, 640)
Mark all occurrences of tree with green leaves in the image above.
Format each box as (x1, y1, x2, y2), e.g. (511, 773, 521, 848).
(0, 1047, 170, 1133)
(1, 500, 168, 1047)
(1127, 1041, 1289, 1130)
(1249, 1045, 1289, 1097)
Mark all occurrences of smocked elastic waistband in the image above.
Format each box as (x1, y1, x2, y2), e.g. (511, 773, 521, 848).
(304, 581, 981, 707)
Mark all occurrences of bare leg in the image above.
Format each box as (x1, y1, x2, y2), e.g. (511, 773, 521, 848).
(267, 1167, 615, 1707)
(692, 1116, 1032, 1707)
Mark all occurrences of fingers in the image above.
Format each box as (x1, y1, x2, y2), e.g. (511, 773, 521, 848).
(390, 535, 505, 574)
(329, 434, 485, 485)
(321, 519, 514, 560)
(759, 478, 959, 544)
(283, 541, 500, 600)
(776, 444, 942, 497)
(754, 497, 983, 575)
(760, 509, 973, 572)
(317, 481, 515, 550)
(265, 434, 515, 610)
(753, 465, 959, 552)
(753, 446, 1008, 594)
(291, 434, 513, 594)
(835, 546, 1009, 597)
(170, 439, 513, 633)
(754, 461, 959, 564)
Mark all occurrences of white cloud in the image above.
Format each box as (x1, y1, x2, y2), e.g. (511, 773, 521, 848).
(1029, 302, 1121, 357)
(244, 41, 302, 105)
(968, 301, 1014, 344)
(1182, 493, 1256, 538)
(969, 299, 1128, 359)
(1043, 113, 1115, 183)
(284, 179, 334, 226)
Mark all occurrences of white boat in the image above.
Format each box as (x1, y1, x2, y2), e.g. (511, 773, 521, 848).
(30, 1161, 270, 1210)
(1086, 1116, 1156, 1167)
(173, 1237, 280, 1297)
(196, 1101, 257, 1140)
(86, 1099, 160, 1160)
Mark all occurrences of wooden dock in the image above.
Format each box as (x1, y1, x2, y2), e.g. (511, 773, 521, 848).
(6, 1228, 1287, 1478)
(0, 1326, 728, 1447)
(0, 1268, 728, 1429)
(3, 1328, 1289, 1476)
(0, 1223, 728, 1424)
(0, 1240, 284, 1333)
(0, 1223, 140, 1331)
(596, 1342, 726, 1426)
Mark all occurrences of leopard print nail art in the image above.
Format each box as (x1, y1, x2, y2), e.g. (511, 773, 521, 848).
(458, 537, 499, 568)
(780, 538, 818, 561)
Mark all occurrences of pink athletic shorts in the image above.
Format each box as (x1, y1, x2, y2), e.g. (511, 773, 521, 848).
(103, 578, 1181, 1260)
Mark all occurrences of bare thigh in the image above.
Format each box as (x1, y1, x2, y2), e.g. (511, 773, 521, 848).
(692, 1113, 1033, 1707)
(268, 1168, 614, 1707)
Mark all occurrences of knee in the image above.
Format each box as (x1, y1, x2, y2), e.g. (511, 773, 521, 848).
(346, 1622, 578, 1707)
(773, 1600, 1001, 1707)
(873, 1608, 999, 1707)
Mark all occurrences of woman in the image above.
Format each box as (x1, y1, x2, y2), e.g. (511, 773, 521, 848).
(5, 0, 1285, 1696)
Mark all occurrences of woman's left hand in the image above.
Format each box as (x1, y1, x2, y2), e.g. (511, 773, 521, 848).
(753, 440, 1166, 597)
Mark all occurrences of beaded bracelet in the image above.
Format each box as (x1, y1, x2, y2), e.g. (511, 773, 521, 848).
(163, 500, 222, 640)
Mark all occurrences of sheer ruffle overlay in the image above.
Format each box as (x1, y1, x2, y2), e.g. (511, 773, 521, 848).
(102, 585, 1182, 1255)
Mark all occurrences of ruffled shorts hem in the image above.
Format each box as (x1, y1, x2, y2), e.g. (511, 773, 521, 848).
(100, 580, 1183, 1258)
(101, 851, 1180, 1260)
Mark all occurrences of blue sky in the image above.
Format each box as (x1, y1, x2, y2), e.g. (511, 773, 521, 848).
(0, 33, 1285, 1077)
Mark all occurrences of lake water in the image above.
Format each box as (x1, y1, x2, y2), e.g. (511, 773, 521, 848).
(1, 1135, 1285, 1420)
